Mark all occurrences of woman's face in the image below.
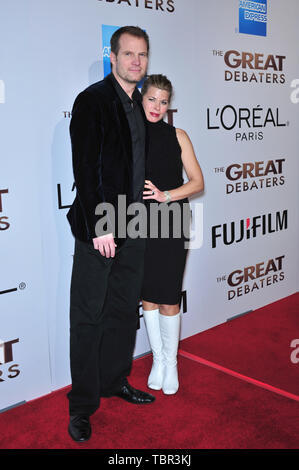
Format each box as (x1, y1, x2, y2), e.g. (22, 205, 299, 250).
(142, 85, 170, 123)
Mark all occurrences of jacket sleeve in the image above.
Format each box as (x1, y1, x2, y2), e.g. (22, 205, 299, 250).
(69, 90, 105, 239)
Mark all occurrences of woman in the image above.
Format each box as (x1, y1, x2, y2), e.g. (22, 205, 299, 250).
(141, 74, 204, 395)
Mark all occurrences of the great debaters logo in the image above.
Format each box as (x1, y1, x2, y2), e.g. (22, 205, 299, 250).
(239, 0, 267, 37)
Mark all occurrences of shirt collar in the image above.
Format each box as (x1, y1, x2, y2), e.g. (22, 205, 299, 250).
(110, 73, 141, 104)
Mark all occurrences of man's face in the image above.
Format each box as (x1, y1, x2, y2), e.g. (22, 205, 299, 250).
(110, 33, 148, 85)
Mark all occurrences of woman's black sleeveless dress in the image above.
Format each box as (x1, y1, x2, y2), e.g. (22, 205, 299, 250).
(141, 119, 190, 305)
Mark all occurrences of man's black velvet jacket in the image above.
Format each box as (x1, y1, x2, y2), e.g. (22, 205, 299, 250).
(67, 74, 145, 246)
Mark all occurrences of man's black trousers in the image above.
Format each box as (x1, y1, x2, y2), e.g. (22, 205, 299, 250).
(67, 237, 145, 416)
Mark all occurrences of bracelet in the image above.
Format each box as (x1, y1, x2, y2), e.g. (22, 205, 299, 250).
(164, 190, 172, 203)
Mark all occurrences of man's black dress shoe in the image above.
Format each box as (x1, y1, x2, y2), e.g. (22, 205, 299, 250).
(68, 415, 91, 442)
(114, 381, 155, 404)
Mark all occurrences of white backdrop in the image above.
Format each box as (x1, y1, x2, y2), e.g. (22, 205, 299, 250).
(1, 0, 298, 411)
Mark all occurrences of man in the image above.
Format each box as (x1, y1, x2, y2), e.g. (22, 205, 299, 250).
(66, 26, 155, 443)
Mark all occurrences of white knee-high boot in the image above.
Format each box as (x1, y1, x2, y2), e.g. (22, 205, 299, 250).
(142, 309, 164, 390)
(159, 312, 181, 395)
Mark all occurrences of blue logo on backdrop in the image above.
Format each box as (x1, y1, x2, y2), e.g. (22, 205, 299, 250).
(101, 24, 146, 88)
(102, 24, 119, 77)
(239, 0, 267, 37)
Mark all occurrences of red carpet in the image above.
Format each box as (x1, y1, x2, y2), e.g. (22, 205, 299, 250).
(180, 292, 299, 396)
(0, 293, 298, 449)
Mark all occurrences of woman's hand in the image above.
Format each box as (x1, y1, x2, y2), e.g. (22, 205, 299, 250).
(143, 180, 166, 202)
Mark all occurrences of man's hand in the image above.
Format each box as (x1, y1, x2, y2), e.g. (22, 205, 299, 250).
(93, 233, 117, 258)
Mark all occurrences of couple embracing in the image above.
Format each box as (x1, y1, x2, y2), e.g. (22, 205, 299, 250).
(67, 25, 204, 442)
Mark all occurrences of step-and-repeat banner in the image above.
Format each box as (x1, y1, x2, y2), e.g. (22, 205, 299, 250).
(1, 0, 299, 410)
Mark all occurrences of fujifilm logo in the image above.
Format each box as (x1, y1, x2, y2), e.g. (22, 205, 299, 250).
(212, 210, 288, 248)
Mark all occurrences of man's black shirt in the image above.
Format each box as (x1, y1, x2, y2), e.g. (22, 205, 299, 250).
(110, 73, 145, 202)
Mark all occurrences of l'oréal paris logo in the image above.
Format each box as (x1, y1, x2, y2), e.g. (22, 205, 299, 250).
(239, 0, 267, 37)
(207, 105, 287, 142)
(211, 210, 288, 248)
(218, 255, 285, 301)
(214, 159, 285, 195)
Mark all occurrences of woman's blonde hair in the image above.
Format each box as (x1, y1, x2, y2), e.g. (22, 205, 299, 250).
(141, 74, 173, 101)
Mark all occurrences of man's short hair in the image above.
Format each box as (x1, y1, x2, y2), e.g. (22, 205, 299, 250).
(110, 26, 150, 56)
